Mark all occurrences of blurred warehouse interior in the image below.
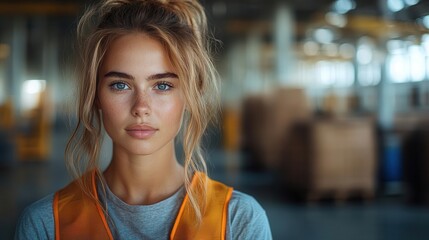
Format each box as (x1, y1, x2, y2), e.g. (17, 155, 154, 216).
(2, 0, 429, 239)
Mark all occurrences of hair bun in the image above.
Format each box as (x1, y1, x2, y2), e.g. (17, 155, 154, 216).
(165, 0, 207, 42)
(97, 0, 207, 42)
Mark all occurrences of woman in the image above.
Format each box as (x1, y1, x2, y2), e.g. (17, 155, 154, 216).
(15, 0, 272, 239)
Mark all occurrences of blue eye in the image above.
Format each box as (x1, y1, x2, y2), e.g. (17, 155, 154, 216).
(110, 82, 130, 91)
(155, 82, 172, 91)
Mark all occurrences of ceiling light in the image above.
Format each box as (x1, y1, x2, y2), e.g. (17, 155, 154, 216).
(333, 0, 356, 14)
(325, 12, 347, 28)
(404, 0, 419, 6)
(303, 41, 319, 56)
(422, 15, 429, 29)
(313, 28, 335, 44)
(339, 43, 355, 59)
(387, 0, 405, 12)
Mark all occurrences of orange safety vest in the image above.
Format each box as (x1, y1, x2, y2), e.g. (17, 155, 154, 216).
(53, 170, 233, 240)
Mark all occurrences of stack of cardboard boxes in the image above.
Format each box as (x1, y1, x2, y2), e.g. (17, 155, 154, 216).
(240, 87, 377, 201)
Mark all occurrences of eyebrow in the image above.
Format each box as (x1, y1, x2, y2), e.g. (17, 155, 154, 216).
(147, 72, 178, 80)
(103, 71, 178, 81)
(104, 71, 133, 80)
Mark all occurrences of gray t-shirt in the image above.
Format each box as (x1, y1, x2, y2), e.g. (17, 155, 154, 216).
(15, 180, 272, 240)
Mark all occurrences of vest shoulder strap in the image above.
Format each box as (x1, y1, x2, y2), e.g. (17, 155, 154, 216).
(53, 170, 113, 240)
(170, 172, 233, 240)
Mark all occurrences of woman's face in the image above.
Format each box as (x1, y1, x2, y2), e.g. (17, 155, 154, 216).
(97, 33, 185, 156)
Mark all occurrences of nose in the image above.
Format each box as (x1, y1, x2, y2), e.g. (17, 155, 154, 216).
(131, 90, 151, 117)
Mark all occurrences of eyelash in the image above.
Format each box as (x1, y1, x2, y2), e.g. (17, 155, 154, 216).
(109, 81, 130, 91)
(154, 81, 174, 91)
(108, 81, 174, 92)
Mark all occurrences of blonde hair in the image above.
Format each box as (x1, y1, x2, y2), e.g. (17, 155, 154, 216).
(66, 0, 220, 222)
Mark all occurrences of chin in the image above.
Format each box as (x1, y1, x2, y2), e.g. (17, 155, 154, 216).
(125, 147, 156, 156)
(114, 142, 151, 155)
(114, 138, 174, 156)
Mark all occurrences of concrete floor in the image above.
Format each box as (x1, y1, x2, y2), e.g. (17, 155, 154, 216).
(2, 128, 429, 240)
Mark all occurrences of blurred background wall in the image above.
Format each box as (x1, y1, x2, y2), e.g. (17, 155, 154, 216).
(2, 0, 429, 239)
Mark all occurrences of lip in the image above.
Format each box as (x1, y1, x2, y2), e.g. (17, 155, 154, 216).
(125, 124, 158, 139)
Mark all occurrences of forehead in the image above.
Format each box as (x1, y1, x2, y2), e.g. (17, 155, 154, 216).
(99, 33, 176, 76)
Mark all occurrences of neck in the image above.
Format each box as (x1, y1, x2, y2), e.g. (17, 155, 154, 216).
(103, 143, 184, 205)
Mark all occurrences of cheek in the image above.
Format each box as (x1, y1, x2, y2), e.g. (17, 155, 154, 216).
(159, 96, 185, 125)
(99, 93, 130, 123)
